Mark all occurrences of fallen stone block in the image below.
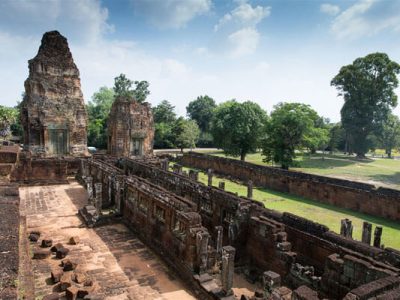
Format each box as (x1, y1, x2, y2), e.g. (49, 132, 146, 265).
(29, 231, 40, 242)
(72, 271, 86, 284)
(77, 288, 90, 299)
(41, 239, 53, 248)
(69, 236, 80, 245)
(84, 279, 93, 287)
(62, 259, 77, 271)
(56, 247, 70, 259)
(51, 268, 63, 283)
(66, 286, 78, 300)
(32, 249, 50, 259)
(51, 243, 64, 253)
(60, 273, 72, 292)
(292, 285, 319, 300)
(42, 293, 60, 300)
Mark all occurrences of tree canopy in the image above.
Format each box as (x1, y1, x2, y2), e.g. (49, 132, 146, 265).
(211, 100, 267, 161)
(153, 100, 177, 124)
(331, 52, 400, 157)
(377, 113, 400, 158)
(261, 102, 324, 169)
(152, 100, 177, 149)
(86, 87, 115, 148)
(186, 95, 216, 132)
(172, 117, 200, 151)
(113, 74, 150, 103)
(0, 105, 18, 138)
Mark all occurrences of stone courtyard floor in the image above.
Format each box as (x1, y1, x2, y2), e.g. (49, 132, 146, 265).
(19, 181, 195, 300)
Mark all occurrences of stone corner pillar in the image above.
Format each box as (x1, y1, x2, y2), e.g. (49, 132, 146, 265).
(247, 180, 253, 199)
(263, 270, 281, 299)
(373, 226, 383, 248)
(340, 218, 353, 239)
(207, 169, 213, 187)
(94, 182, 102, 214)
(361, 222, 372, 245)
(218, 181, 225, 190)
(196, 230, 210, 274)
(221, 245, 236, 295)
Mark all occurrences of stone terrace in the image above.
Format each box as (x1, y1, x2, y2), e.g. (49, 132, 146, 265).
(20, 181, 195, 300)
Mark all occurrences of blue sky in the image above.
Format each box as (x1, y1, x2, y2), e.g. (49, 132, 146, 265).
(0, 0, 400, 121)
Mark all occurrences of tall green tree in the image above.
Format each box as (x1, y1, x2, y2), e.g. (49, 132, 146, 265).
(0, 105, 18, 139)
(153, 100, 177, 124)
(327, 123, 345, 153)
(211, 100, 267, 161)
(113, 74, 134, 98)
(113, 74, 150, 103)
(186, 95, 216, 132)
(331, 53, 400, 158)
(86, 87, 115, 148)
(261, 102, 322, 169)
(377, 113, 400, 158)
(133, 80, 150, 103)
(172, 118, 200, 152)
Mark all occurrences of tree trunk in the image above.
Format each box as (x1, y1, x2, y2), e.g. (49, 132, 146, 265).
(240, 152, 246, 161)
(388, 150, 392, 158)
(356, 153, 366, 159)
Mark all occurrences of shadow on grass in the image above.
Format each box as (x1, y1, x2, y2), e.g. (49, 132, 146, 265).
(255, 187, 400, 231)
(294, 154, 374, 170)
(370, 172, 400, 189)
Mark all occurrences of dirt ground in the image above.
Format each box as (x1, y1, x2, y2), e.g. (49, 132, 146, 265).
(19, 181, 195, 300)
(0, 194, 19, 299)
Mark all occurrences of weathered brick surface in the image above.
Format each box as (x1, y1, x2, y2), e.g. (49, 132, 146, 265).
(21, 31, 88, 157)
(107, 97, 154, 157)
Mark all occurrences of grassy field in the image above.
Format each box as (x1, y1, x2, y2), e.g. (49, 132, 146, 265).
(205, 151, 400, 190)
(181, 166, 400, 249)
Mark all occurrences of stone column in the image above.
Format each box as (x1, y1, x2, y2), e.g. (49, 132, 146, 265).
(263, 271, 281, 299)
(108, 175, 112, 207)
(162, 159, 169, 171)
(340, 219, 353, 238)
(94, 183, 102, 214)
(196, 231, 209, 274)
(361, 222, 372, 245)
(115, 179, 121, 214)
(86, 176, 93, 203)
(189, 169, 196, 180)
(207, 169, 213, 187)
(80, 159, 87, 177)
(221, 246, 236, 295)
(218, 182, 225, 190)
(215, 226, 223, 255)
(247, 180, 253, 199)
(373, 226, 383, 248)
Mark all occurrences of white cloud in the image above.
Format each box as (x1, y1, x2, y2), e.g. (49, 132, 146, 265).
(133, 0, 211, 29)
(320, 3, 340, 16)
(213, 1, 270, 58)
(331, 0, 400, 39)
(0, 0, 111, 43)
(214, 2, 270, 31)
(228, 27, 260, 58)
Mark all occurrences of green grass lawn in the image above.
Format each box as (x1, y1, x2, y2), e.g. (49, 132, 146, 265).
(181, 166, 400, 250)
(207, 151, 400, 190)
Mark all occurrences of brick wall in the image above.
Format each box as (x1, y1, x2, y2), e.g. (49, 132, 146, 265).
(178, 152, 400, 221)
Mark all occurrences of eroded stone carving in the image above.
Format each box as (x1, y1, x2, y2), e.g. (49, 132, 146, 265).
(21, 31, 88, 157)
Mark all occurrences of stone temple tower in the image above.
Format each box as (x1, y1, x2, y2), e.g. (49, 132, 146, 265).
(107, 97, 154, 157)
(21, 31, 88, 157)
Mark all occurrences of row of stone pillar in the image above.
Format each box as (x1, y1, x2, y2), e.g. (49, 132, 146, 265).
(340, 218, 383, 248)
(207, 169, 254, 198)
